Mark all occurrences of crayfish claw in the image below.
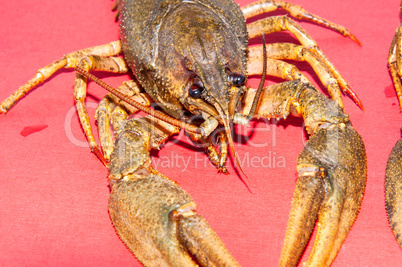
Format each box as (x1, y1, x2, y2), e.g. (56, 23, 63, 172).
(280, 124, 366, 266)
(178, 214, 240, 266)
(107, 117, 239, 266)
(245, 81, 366, 265)
(279, 165, 325, 266)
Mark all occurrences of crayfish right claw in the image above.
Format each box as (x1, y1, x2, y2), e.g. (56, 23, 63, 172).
(280, 123, 366, 266)
(242, 81, 366, 266)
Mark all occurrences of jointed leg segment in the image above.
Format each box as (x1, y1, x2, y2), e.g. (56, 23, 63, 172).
(241, 0, 360, 44)
(0, 41, 126, 165)
(248, 43, 344, 108)
(242, 1, 363, 109)
(74, 54, 130, 164)
(0, 41, 122, 113)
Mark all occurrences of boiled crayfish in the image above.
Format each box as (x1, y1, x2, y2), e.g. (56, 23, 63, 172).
(0, 0, 366, 266)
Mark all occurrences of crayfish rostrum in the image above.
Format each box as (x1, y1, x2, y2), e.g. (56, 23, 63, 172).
(0, 0, 366, 266)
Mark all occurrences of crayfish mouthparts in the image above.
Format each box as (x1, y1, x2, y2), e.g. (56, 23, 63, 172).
(74, 66, 204, 135)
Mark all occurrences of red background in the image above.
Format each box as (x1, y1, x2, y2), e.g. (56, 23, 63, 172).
(0, 0, 401, 266)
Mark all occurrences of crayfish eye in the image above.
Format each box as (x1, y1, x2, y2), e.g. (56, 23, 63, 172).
(228, 73, 246, 87)
(189, 77, 204, 98)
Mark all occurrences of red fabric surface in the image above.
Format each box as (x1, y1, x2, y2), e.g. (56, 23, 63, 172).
(0, 0, 401, 266)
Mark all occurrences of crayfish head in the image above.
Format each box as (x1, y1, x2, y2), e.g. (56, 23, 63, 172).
(177, 34, 250, 183)
(154, 0, 248, 121)
(151, 2, 250, 181)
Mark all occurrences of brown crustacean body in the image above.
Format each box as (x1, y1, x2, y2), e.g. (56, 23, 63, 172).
(386, 138, 402, 248)
(386, 0, 402, 251)
(0, 0, 367, 266)
(108, 0, 248, 265)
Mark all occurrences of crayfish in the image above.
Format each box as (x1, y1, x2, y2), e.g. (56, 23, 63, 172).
(386, 0, 402, 252)
(1, 0, 367, 266)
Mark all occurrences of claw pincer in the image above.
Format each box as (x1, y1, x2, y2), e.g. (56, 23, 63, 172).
(285, 122, 366, 266)
(107, 118, 240, 266)
(254, 81, 366, 266)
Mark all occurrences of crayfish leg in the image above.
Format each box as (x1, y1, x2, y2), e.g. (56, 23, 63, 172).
(74, 55, 129, 164)
(240, 81, 366, 266)
(95, 80, 152, 161)
(0, 41, 122, 114)
(248, 44, 344, 109)
(245, 14, 363, 109)
(241, 0, 360, 44)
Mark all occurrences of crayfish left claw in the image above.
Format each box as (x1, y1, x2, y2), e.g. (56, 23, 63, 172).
(178, 214, 240, 266)
(107, 117, 240, 266)
(109, 174, 240, 266)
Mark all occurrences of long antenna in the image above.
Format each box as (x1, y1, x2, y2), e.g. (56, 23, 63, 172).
(74, 66, 203, 135)
(246, 33, 267, 121)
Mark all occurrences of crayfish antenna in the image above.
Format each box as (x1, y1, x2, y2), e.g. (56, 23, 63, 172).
(246, 33, 267, 121)
(225, 121, 254, 192)
(74, 66, 202, 135)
